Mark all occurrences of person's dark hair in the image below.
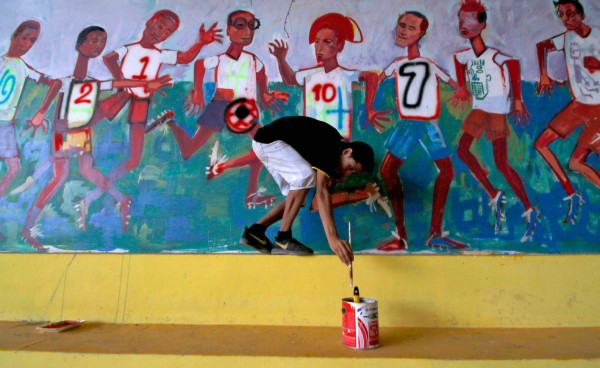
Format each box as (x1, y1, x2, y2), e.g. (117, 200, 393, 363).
(553, 0, 585, 17)
(399, 11, 430, 34)
(76, 26, 106, 50)
(227, 10, 254, 25)
(345, 141, 375, 172)
(12, 20, 40, 40)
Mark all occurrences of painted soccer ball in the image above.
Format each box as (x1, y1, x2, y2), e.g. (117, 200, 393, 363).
(224, 98, 259, 134)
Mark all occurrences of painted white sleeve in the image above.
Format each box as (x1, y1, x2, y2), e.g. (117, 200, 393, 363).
(161, 49, 178, 65)
(255, 57, 264, 72)
(454, 50, 468, 65)
(432, 62, 451, 83)
(204, 55, 219, 70)
(493, 51, 514, 66)
(114, 46, 128, 61)
(25, 65, 42, 83)
(551, 33, 565, 51)
(295, 69, 308, 86)
(384, 61, 397, 77)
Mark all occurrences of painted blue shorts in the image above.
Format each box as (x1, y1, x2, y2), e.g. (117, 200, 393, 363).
(384, 119, 450, 161)
(0, 120, 18, 158)
(196, 100, 228, 132)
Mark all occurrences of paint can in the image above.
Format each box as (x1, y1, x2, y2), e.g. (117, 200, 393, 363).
(341, 289, 379, 349)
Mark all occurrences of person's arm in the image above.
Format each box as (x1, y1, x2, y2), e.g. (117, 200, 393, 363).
(184, 59, 207, 117)
(536, 38, 559, 96)
(176, 22, 223, 65)
(506, 58, 530, 128)
(256, 64, 289, 115)
(268, 39, 298, 86)
(449, 54, 471, 109)
(27, 77, 62, 135)
(361, 70, 391, 132)
(103, 51, 124, 80)
(315, 170, 353, 265)
(112, 74, 173, 94)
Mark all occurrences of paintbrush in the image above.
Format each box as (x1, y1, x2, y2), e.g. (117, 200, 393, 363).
(349, 222, 353, 288)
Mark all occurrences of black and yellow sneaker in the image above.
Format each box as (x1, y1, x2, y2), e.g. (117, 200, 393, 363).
(272, 237, 314, 255)
(240, 227, 273, 254)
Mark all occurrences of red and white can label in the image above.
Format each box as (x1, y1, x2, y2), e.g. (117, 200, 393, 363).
(342, 298, 379, 349)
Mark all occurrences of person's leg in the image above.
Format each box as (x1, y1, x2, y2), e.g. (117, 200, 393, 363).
(77, 153, 131, 231)
(0, 157, 20, 197)
(377, 153, 407, 251)
(492, 137, 532, 210)
(535, 128, 576, 195)
(492, 137, 539, 242)
(170, 123, 216, 160)
(22, 157, 69, 249)
(426, 156, 469, 249)
(569, 142, 600, 189)
(457, 133, 497, 198)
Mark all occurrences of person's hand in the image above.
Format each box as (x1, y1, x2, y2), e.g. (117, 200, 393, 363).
(366, 108, 393, 133)
(184, 89, 205, 117)
(199, 22, 223, 46)
(268, 39, 289, 61)
(329, 237, 354, 265)
(511, 99, 531, 129)
(260, 91, 289, 115)
(449, 86, 471, 110)
(147, 74, 173, 96)
(25, 111, 48, 137)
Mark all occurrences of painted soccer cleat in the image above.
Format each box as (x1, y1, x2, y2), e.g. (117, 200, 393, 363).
(145, 110, 174, 134)
(562, 193, 584, 225)
(489, 190, 506, 233)
(521, 207, 540, 243)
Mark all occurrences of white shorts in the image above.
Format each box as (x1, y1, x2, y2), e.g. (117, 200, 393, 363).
(252, 140, 316, 196)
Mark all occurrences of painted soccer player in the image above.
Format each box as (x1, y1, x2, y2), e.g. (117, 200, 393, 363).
(269, 13, 391, 213)
(453, 0, 539, 242)
(535, 0, 600, 224)
(80, 10, 222, 213)
(0, 20, 60, 197)
(21, 26, 172, 250)
(364, 11, 467, 251)
(166, 9, 288, 209)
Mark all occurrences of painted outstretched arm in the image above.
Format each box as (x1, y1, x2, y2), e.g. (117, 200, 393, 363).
(26, 77, 62, 136)
(268, 39, 298, 86)
(315, 170, 353, 265)
(113, 74, 173, 96)
(536, 38, 564, 96)
(506, 59, 531, 128)
(177, 23, 223, 65)
(257, 66, 289, 115)
(184, 60, 206, 117)
(362, 71, 392, 133)
(449, 55, 471, 109)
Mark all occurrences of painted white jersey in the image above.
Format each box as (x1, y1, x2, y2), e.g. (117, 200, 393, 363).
(552, 28, 600, 105)
(204, 51, 263, 100)
(115, 42, 177, 99)
(0, 56, 41, 120)
(295, 66, 359, 140)
(454, 47, 513, 114)
(385, 56, 450, 120)
(57, 76, 112, 129)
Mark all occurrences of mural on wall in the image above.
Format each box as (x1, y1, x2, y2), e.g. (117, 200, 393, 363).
(0, 0, 598, 255)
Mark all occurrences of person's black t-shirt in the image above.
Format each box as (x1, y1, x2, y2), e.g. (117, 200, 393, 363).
(254, 116, 345, 178)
